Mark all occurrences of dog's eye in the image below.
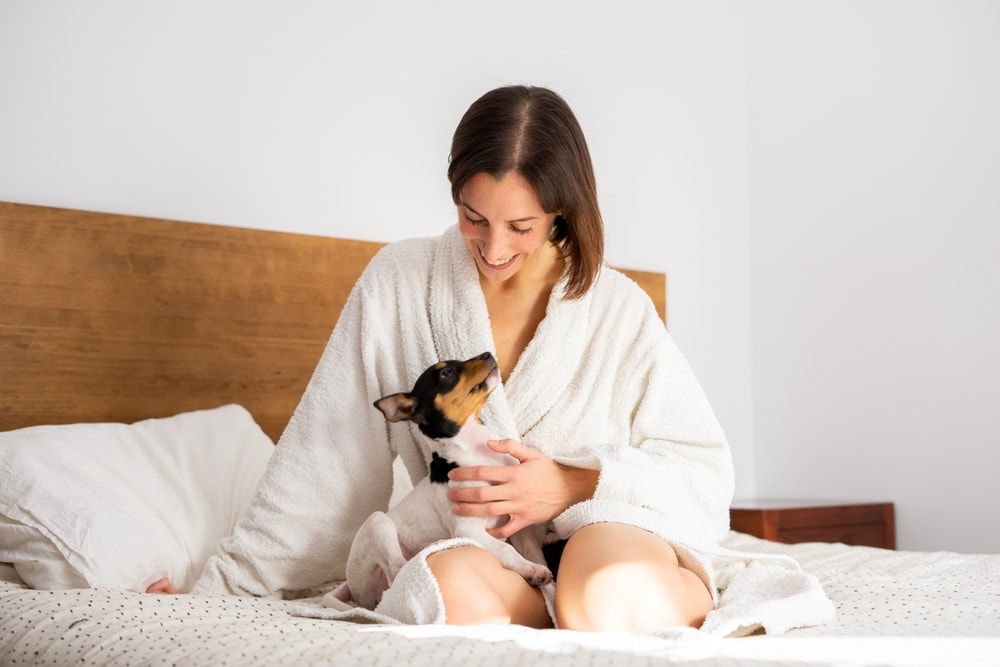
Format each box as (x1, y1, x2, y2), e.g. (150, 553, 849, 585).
(439, 367, 454, 380)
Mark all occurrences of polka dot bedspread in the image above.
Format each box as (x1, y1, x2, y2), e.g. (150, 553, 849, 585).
(2, 533, 998, 667)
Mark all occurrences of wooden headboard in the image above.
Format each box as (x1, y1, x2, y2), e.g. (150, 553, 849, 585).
(0, 201, 665, 442)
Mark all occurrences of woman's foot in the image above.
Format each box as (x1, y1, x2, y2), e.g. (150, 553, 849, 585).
(145, 577, 180, 594)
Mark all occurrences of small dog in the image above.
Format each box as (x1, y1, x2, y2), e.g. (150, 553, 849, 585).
(331, 351, 551, 608)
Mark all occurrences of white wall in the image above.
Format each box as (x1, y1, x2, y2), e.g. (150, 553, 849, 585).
(0, 2, 756, 496)
(747, 1, 1000, 552)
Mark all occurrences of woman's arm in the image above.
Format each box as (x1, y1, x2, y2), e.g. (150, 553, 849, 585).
(191, 253, 405, 597)
(556, 335, 735, 546)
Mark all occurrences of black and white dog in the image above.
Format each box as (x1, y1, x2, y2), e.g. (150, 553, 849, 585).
(331, 352, 551, 609)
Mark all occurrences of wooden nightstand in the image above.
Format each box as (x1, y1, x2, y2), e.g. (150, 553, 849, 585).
(730, 500, 895, 549)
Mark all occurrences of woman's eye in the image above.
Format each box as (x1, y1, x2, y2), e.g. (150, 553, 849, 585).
(509, 225, 531, 236)
(462, 208, 486, 225)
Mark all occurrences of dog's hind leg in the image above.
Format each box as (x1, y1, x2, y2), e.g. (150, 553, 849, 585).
(492, 539, 553, 586)
(344, 511, 409, 608)
(452, 518, 552, 586)
(509, 526, 547, 565)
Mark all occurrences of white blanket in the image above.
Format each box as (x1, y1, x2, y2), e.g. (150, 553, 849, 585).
(194, 225, 833, 635)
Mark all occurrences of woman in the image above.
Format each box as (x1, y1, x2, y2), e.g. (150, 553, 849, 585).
(159, 85, 734, 635)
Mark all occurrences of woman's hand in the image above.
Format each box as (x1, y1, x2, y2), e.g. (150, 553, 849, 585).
(446, 439, 598, 539)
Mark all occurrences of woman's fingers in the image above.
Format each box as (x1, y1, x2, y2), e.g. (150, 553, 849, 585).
(448, 498, 525, 539)
(486, 438, 542, 462)
(447, 463, 513, 485)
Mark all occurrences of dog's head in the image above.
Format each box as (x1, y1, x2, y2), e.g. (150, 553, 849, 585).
(373, 352, 499, 440)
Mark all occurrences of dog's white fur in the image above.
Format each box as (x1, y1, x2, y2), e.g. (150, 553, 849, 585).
(332, 366, 551, 609)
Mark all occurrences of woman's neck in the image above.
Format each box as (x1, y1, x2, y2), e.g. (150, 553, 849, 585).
(479, 243, 565, 380)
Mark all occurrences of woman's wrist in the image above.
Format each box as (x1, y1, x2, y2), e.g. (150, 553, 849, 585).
(559, 464, 599, 510)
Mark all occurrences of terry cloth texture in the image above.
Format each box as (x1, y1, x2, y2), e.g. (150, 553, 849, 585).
(194, 225, 833, 636)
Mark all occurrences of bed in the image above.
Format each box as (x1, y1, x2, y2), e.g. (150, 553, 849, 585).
(1, 200, 997, 667)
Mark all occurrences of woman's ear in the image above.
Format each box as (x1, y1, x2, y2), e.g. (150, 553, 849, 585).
(551, 214, 569, 242)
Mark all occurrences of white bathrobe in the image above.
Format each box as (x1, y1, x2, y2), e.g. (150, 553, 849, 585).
(194, 225, 833, 636)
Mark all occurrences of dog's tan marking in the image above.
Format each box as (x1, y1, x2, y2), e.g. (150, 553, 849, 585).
(433, 357, 495, 426)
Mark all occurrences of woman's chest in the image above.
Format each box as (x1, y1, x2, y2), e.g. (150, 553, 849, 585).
(485, 292, 550, 380)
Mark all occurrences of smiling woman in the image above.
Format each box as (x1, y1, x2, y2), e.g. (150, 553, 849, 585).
(183, 85, 799, 637)
(426, 85, 720, 633)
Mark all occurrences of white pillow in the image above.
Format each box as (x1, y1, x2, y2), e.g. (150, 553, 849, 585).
(0, 404, 273, 593)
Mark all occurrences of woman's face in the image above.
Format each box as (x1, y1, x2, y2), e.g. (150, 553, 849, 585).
(457, 172, 559, 284)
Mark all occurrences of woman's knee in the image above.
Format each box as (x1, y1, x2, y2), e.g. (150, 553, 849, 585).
(554, 523, 713, 634)
(426, 546, 549, 628)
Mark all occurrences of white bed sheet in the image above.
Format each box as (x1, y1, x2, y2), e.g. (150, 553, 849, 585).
(2, 533, 998, 667)
(721, 532, 1000, 637)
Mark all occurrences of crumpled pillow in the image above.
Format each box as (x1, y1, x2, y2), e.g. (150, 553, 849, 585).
(0, 404, 273, 592)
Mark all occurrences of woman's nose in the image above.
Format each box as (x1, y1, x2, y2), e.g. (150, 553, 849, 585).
(481, 227, 508, 261)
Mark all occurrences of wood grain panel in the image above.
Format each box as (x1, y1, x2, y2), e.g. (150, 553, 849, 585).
(0, 202, 382, 442)
(619, 268, 666, 326)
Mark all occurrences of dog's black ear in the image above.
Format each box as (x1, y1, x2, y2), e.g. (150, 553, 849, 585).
(373, 393, 418, 423)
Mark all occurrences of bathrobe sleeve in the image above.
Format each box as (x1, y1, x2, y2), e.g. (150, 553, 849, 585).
(193, 242, 431, 597)
(595, 337, 733, 541)
(549, 272, 734, 551)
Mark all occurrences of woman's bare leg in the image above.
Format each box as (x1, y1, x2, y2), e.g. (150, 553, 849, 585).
(426, 546, 551, 627)
(554, 523, 713, 634)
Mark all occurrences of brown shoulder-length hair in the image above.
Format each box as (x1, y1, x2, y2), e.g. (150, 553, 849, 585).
(447, 85, 604, 299)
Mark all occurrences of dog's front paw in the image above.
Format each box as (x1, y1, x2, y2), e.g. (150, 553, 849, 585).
(522, 563, 553, 587)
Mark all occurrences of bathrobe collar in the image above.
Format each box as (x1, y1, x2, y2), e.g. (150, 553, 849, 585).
(430, 225, 591, 440)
